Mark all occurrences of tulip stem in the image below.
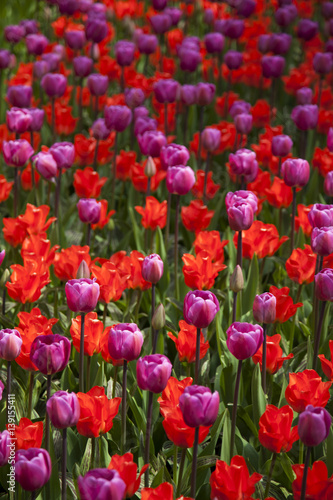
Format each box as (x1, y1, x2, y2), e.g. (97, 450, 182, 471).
(165, 192, 172, 249)
(92, 139, 99, 171)
(90, 437, 95, 469)
(86, 223, 91, 246)
(6, 361, 11, 425)
(79, 313, 86, 393)
(262, 324, 267, 394)
(232, 291, 237, 323)
(264, 452, 277, 497)
(230, 359, 242, 459)
(278, 157, 282, 178)
(151, 284, 157, 354)
(55, 168, 63, 223)
(290, 187, 296, 253)
(194, 327, 200, 385)
(51, 97, 56, 142)
(203, 152, 210, 205)
(300, 447, 311, 500)
(78, 78, 83, 130)
(94, 96, 98, 120)
(237, 230, 242, 269)
(13, 168, 19, 217)
(111, 132, 118, 210)
(318, 77, 323, 108)
(144, 390, 154, 487)
(312, 301, 326, 371)
(86, 356, 91, 392)
(112, 366, 118, 399)
(62, 428, 67, 500)
(164, 102, 168, 136)
(45, 374, 51, 453)
(183, 106, 189, 145)
(121, 360, 127, 454)
(28, 372, 34, 419)
(174, 195, 180, 301)
(2, 287, 5, 315)
(190, 427, 199, 498)
(31, 491, 36, 500)
(197, 107, 204, 168)
(176, 448, 186, 498)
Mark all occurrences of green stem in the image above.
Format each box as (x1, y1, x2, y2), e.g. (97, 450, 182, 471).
(45, 374, 52, 453)
(203, 152, 210, 205)
(290, 187, 297, 253)
(262, 324, 267, 394)
(176, 448, 187, 498)
(79, 313, 86, 393)
(230, 360, 242, 459)
(190, 427, 199, 498)
(86, 356, 91, 392)
(28, 372, 34, 419)
(174, 195, 180, 301)
(62, 428, 67, 500)
(111, 132, 118, 210)
(312, 301, 326, 371)
(144, 391, 154, 487)
(194, 327, 200, 385)
(264, 452, 277, 497)
(165, 191, 172, 249)
(121, 360, 127, 454)
(300, 447, 311, 500)
(7, 361, 11, 425)
(112, 366, 118, 399)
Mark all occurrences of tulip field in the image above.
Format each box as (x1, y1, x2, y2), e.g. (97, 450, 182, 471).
(1, 0, 333, 498)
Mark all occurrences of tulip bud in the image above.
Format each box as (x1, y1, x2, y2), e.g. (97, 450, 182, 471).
(141, 254, 164, 284)
(281, 158, 310, 188)
(0, 328, 22, 361)
(228, 202, 254, 231)
(230, 265, 244, 293)
(253, 293, 276, 324)
(108, 323, 143, 361)
(183, 290, 220, 329)
(77, 198, 101, 224)
(315, 268, 333, 301)
(166, 165, 196, 195)
(179, 385, 220, 427)
(46, 391, 80, 429)
(0, 268, 10, 288)
(65, 278, 100, 313)
(0, 250, 5, 268)
(30, 334, 71, 375)
(152, 304, 165, 330)
(296, 87, 313, 105)
(137, 354, 172, 393)
(76, 260, 90, 279)
(271, 134, 293, 157)
(144, 157, 156, 178)
(298, 404, 331, 447)
(226, 322, 264, 360)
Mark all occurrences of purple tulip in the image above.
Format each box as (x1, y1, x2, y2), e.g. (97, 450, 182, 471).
(15, 448, 51, 491)
(137, 34, 158, 55)
(204, 8, 214, 24)
(77, 198, 102, 224)
(108, 323, 143, 361)
(234, 113, 253, 135)
(229, 100, 251, 118)
(85, 17, 108, 43)
(313, 52, 333, 75)
(181, 84, 197, 106)
(324, 171, 333, 196)
(196, 83, 215, 106)
(201, 128, 221, 152)
(30, 334, 71, 375)
(258, 34, 271, 54)
(228, 202, 254, 231)
(164, 7, 182, 25)
(226, 322, 264, 360)
(20, 19, 39, 35)
(160, 144, 190, 171)
(298, 405, 331, 447)
(270, 33, 292, 55)
(229, 149, 258, 183)
(311, 227, 333, 256)
(296, 87, 313, 105)
(73, 56, 93, 78)
(322, 1, 333, 19)
(65, 30, 86, 50)
(4, 25, 25, 44)
(0, 50, 11, 69)
(91, 119, 110, 140)
(0, 329, 22, 361)
(0, 250, 5, 267)
(149, 14, 172, 34)
(308, 204, 333, 229)
(49, 142, 75, 170)
(261, 55, 285, 78)
(104, 105, 132, 132)
(134, 116, 157, 137)
(179, 385, 220, 428)
(179, 47, 202, 72)
(125, 88, 145, 109)
(2, 140, 34, 167)
(65, 278, 100, 313)
(166, 165, 196, 195)
(41, 53, 61, 72)
(142, 254, 164, 284)
(58, 0, 79, 15)
(34, 152, 58, 180)
(204, 33, 225, 54)
(152, 0, 167, 11)
(154, 79, 179, 104)
(0, 431, 11, 466)
(224, 50, 243, 70)
(33, 60, 50, 79)
(6, 108, 32, 134)
(291, 104, 319, 131)
(87, 74, 108, 96)
(183, 290, 220, 329)
(41, 73, 67, 98)
(78, 469, 126, 500)
(7, 85, 32, 108)
(137, 354, 172, 393)
(46, 391, 80, 429)
(137, 130, 167, 157)
(327, 128, 333, 153)
(315, 268, 333, 302)
(28, 108, 45, 132)
(225, 190, 258, 213)
(25, 34, 49, 56)
(237, 0, 256, 17)
(271, 134, 293, 157)
(281, 158, 310, 187)
(115, 40, 136, 67)
(297, 19, 318, 41)
(253, 293, 276, 324)
(223, 19, 245, 39)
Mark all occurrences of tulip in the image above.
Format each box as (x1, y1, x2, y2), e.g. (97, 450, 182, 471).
(181, 84, 197, 106)
(104, 105, 132, 132)
(33, 60, 50, 79)
(137, 34, 158, 55)
(0, 328, 22, 361)
(34, 152, 58, 181)
(229, 149, 259, 184)
(225, 190, 258, 213)
(201, 128, 221, 152)
(226, 322, 264, 360)
(271, 135, 293, 176)
(166, 165, 196, 195)
(149, 13, 172, 34)
(125, 88, 145, 109)
(204, 8, 214, 24)
(138, 130, 167, 157)
(324, 171, 333, 196)
(282, 159, 309, 188)
(153, 0, 167, 11)
(297, 19, 318, 41)
(108, 323, 143, 362)
(142, 254, 164, 284)
(179, 385, 219, 428)
(160, 144, 190, 170)
(228, 202, 254, 232)
(224, 50, 243, 70)
(179, 47, 202, 73)
(0, 431, 11, 466)
(65, 278, 100, 313)
(41, 53, 61, 72)
(165, 7, 182, 25)
(6, 107, 32, 135)
(229, 100, 251, 118)
(7, 85, 32, 108)
(4, 25, 25, 44)
(137, 354, 172, 393)
(30, 334, 71, 376)
(41, 73, 67, 98)
(308, 204, 333, 229)
(46, 391, 80, 429)
(15, 448, 51, 492)
(77, 198, 102, 225)
(184, 290, 220, 329)
(154, 79, 179, 104)
(65, 30, 86, 50)
(91, 118, 110, 141)
(196, 82, 216, 106)
(49, 142, 75, 170)
(134, 116, 157, 137)
(26, 34, 48, 56)
(291, 105, 318, 132)
(253, 293, 276, 324)
(311, 227, 333, 256)
(204, 33, 224, 53)
(313, 52, 333, 75)
(275, 5, 298, 27)
(296, 87, 313, 105)
(28, 108, 44, 132)
(85, 18, 108, 44)
(87, 74, 108, 96)
(261, 55, 285, 78)
(2, 139, 34, 168)
(0, 49, 11, 69)
(269, 33, 292, 55)
(78, 469, 126, 500)
(223, 19, 245, 39)
(234, 113, 253, 135)
(73, 56, 93, 78)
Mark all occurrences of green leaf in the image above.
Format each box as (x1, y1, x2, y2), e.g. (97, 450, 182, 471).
(251, 364, 267, 428)
(326, 426, 333, 476)
(220, 410, 231, 463)
(67, 428, 83, 474)
(128, 206, 143, 254)
(199, 407, 226, 458)
(279, 453, 295, 483)
(242, 253, 259, 316)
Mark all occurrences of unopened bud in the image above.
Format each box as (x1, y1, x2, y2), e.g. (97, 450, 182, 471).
(76, 260, 90, 279)
(145, 156, 156, 178)
(0, 269, 10, 287)
(152, 304, 165, 330)
(230, 265, 244, 293)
